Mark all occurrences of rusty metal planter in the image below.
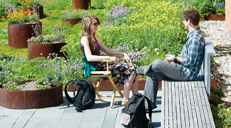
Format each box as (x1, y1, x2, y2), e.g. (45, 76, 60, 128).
(72, 0, 90, 10)
(23, 6, 44, 19)
(8, 23, 38, 49)
(204, 14, 225, 20)
(62, 18, 82, 26)
(0, 85, 63, 109)
(28, 42, 66, 60)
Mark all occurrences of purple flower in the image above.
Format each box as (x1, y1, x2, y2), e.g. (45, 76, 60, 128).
(143, 46, 147, 50)
(41, 64, 43, 67)
(7, 58, 9, 61)
(11, 58, 14, 62)
(1, 66, 5, 69)
(40, 53, 43, 57)
(64, 61, 67, 64)
(44, 64, 47, 67)
(55, 54, 58, 57)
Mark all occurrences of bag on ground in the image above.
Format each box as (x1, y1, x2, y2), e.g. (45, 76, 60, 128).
(121, 93, 152, 128)
(64, 79, 95, 112)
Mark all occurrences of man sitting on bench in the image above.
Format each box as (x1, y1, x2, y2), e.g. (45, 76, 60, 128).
(136, 9, 205, 110)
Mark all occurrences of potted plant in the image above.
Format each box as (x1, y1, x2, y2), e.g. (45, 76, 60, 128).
(203, 1, 225, 20)
(18, 0, 44, 19)
(62, 9, 89, 25)
(72, 0, 90, 10)
(0, 63, 63, 109)
(5, 2, 42, 49)
(27, 25, 67, 60)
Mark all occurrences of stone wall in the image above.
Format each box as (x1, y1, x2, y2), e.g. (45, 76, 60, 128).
(226, 0, 231, 33)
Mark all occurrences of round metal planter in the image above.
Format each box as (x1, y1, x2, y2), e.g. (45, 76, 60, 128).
(204, 14, 225, 21)
(8, 23, 36, 49)
(28, 42, 66, 60)
(0, 85, 63, 109)
(23, 6, 44, 19)
(72, 0, 90, 10)
(62, 18, 82, 26)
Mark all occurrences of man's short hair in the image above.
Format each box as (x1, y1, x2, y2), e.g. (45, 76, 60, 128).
(181, 9, 200, 26)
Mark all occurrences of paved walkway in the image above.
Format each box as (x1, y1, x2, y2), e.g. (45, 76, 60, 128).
(0, 90, 162, 128)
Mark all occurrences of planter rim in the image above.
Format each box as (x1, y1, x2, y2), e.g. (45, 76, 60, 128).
(62, 18, 82, 19)
(0, 84, 63, 92)
(28, 41, 66, 44)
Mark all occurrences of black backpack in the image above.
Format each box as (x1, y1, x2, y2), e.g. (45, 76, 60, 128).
(64, 79, 95, 112)
(121, 93, 152, 128)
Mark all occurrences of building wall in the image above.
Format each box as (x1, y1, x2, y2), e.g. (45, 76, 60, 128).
(226, 0, 231, 33)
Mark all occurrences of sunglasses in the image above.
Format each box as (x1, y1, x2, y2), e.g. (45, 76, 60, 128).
(91, 23, 99, 27)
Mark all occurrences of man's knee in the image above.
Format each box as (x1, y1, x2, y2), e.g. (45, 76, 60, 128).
(152, 59, 163, 67)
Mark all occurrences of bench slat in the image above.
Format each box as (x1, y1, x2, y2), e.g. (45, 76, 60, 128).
(182, 82, 190, 128)
(172, 82, 177, 128)
(161, 80, 215, 128)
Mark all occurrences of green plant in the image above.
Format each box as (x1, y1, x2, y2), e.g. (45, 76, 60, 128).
(18, 0, 43, 7)
(3, 81, 18, 90)
(36, 71, 62, 87)
(12, 76, 26, 84)
(28, 25, 66, 43)
(218, 103, 231, 127)
(5, 2, 40, 24)
(209, 86, 226, 127)
(213, 1, 225, 15)
(62, 9, 89, 19)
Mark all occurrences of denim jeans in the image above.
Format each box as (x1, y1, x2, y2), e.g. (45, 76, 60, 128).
(143, 59, 189, 109)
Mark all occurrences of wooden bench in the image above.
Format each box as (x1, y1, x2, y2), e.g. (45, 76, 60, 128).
(161, 37, 216, 128)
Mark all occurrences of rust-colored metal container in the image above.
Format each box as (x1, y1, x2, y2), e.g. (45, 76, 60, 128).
(28, 42, 66, 60)
(0, 85, 63, 109)
(23, 6, 44, 19)
(8, 23, 37, 49)
(72, 0, 90, 10)
(62, 18, 82, 26)
(204, 14, 225, 20)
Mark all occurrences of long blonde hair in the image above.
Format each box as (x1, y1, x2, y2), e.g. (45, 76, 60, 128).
(81, 15, 100, 54)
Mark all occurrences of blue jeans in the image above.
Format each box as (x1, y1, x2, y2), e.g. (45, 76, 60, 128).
(143, 59, 189, 109)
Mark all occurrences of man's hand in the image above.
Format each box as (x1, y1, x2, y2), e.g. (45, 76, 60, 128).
(165, 55, 175, 62)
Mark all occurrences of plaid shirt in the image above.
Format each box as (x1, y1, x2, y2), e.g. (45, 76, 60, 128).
(178, 29, 205, 80)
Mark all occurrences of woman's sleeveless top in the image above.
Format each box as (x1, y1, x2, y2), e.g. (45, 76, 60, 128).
(80, 36, 100, 56)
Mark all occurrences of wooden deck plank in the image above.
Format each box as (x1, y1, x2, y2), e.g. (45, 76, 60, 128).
(175, 82, 181, 128)
(192, 81, 203, 128)
(182, 82, 190, 128)
(197, 81, 216, 128)
(187, 81, 199, 128)
(185, 81, 194, 128)
(161, 81, 166, 128)
(179, 82, 186, 128)
(165, 81, 169, 127)
(196, 81, 208, 128)
(172, 82, 177, 128)
(169, 81, 173, 128)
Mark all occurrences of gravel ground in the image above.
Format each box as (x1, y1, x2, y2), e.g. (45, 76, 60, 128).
(200, 20, 231, 104)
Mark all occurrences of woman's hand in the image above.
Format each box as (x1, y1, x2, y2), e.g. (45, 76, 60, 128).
(109, 56, 118, 64)
(124, 53, 132, 63)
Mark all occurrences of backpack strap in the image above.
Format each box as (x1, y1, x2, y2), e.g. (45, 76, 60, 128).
(64, 80, 77, 104)
(73, 80, 87, 112)
(144, 96, 152, 126)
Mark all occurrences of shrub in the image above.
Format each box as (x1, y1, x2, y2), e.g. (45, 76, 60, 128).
(96, 1, 190, 64)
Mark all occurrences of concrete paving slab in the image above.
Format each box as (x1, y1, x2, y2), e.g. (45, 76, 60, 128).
(0, 90, 162, 128)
